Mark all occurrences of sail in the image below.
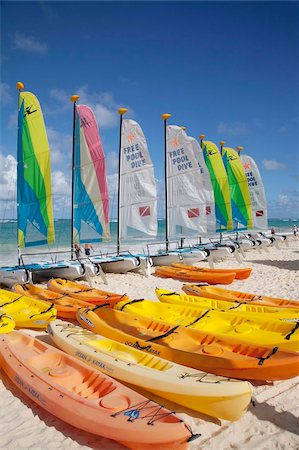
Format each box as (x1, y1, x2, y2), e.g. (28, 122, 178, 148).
(222, 147, 253, 230)
(167, 126, 207, 238)
(17, 91, 54, 248)
(119, 119, 157, 239)
(73, 105, 110, 243)
(189, 136, 216, 234)
(241, 154, 268, 229)
(202, 141, 233, 231)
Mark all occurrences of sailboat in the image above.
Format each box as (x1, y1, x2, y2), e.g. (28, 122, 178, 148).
(240, 153, 268, 229)
(155, 123, 213, 265)
(0, 83, 84, 286)
(240, 152, 280, 248)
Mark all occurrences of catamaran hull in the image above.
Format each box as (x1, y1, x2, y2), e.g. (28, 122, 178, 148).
(151, 253, 182, 267)
(0, 269, 29, 287)
(180, 250, 208, 264)
(95, 258, 140, 274)
(31, 266, 85, 282)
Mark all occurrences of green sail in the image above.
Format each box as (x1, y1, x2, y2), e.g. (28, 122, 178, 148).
(202, 141, 233, 231)
(222, 147, 253, 230)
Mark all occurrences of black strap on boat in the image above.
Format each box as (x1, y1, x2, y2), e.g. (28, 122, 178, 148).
(29, 303, 54, 318)
(160, 292, 180, 297)
(92, 303, 110, 311)
(119, 299, 144, 311)
(186, 423, 201, 442)
(0, 295, 23, 308)
(185, 309, 212, 327)
(146, 325, 180, 342)
(225, 302, 243, 311)
(285, 321, 299, 340)
(257, 346, 278, 366)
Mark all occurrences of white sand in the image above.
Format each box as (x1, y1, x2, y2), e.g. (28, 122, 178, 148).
(0, 240, 298, 450)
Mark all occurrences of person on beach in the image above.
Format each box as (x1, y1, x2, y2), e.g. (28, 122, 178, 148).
(271, 227, 275, 236)
(293, 225, 297, 236)
(84, 243, 94, 256)
(74, 243, 82, 259)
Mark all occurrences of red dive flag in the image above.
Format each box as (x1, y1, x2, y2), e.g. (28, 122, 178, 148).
(139, 206, 151, 217)
(187, 208, 200, 218)
(256, 210, 264, 217)
(205, 206, 211, 215)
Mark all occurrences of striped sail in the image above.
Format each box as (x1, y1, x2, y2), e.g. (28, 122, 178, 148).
(202, 141, 233, 231)
(17, 91, 54, 248)
(167, 126, 207, 237)
(189, 136, 216, 234)
(241, 154, 268, 229)
(222, 147, 253, 230)
(73, 105, 110, 243)
(119, 119, 157, 239)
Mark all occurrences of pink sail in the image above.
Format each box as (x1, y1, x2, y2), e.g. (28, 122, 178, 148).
(73, 105, 110, 242)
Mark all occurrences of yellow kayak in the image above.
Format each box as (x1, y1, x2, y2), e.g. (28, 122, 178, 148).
(0, 289, 57, 328)
(48, 319, 253, 421)
(0, 313, 15, 333)
(182, 284, 299, 310)
(115, 299, 299, 351)
(156, 288, 299, 319)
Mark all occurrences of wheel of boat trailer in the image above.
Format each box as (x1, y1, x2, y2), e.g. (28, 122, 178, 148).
(229, 245, 236, 253)
(249, 240, 256, 246)
(256, 239, 262, 246)
(269, 237, 275, 244)
(204, 249, 210, 257)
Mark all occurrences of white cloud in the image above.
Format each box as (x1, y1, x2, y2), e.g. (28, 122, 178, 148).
(0, 83, 12, 104)
(217, 122, 248, 136)
(262, 159, 287, 171)
(0, 153, 17, 201)
(13, 31, 48, 55)
(47, 127, 72, 165)
(268, 190, 299, 218)
(105, 151, 119, 175)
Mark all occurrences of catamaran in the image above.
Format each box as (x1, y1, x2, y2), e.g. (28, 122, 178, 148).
(0, 83, 85, 286)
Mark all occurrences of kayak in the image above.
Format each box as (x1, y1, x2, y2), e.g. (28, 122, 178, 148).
(182, 285, 299, 310)
(0, 313, 15, 333)
(156, 288, 299, 319)
(0, 289, 56, 328)
(172, 263, 252, 280)
(115, 299, 299, 351)
(0, 330, 196, 450)
(14, 284, 110, 320)
(155, 267, 236, 284)
(48, 319, 253, 421)
(76, 307, 299, 381)
(47, 278, 128, 304)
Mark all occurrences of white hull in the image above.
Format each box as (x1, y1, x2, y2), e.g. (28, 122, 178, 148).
(0, 269, 29, 287)
(151, 253, 182, 267)
(31, 265, 85, 282)
(94, 257, 140, 274)
(180, 250, 207, 264)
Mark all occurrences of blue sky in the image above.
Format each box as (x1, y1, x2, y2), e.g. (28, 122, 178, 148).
(1, 0, 298, 219)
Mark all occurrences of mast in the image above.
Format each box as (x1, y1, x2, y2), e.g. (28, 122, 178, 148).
(16, 81, 25, 265)
(237, 145, 244, 157)
(70, 94, 80, 259)
(219, 140, 225, 241)
(117, 107, 128, 255)
(199, 134, 205, 149)
(162, 113, 171, 252)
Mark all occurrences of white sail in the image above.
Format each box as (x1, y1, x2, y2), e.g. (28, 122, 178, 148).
(189, 136, 216, 234)
(120, 119, 157, 239)
(241, 154, 268, 229)
(167, 125, 207, 238)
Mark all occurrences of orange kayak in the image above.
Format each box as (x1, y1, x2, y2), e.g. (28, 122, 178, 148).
(172, 263, 252, 280)
(182, 285, 299, 310)
(14, 284, 96, 320)
(0, 330, 196, 449)
(47, 278, 128, 305)
(76, 307, 299, 381)
(155, 266, 236, 284)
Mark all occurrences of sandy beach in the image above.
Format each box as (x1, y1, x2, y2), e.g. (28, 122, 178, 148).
(0, 240, 298, 450)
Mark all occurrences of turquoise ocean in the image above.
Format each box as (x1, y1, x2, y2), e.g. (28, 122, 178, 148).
(0, 218, 297, 266)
